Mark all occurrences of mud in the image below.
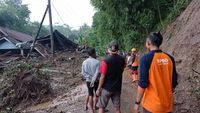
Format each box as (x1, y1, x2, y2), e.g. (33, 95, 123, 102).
(0, 52, 87, 112)
(22, 84, 87, 113)
(106, 69, 137, 113)
(2, 2, 200, 110)
(19, 69, 138, 113)
(161, 0, 200, 112)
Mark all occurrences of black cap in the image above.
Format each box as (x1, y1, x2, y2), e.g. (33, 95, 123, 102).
(108, 40, 119, 52)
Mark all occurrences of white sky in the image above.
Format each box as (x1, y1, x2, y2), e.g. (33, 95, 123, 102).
(22, 0, 96, 29)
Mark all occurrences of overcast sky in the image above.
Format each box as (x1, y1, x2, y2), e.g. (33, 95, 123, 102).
(22, 0, 96, 29)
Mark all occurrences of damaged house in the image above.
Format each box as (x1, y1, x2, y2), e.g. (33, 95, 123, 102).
(0, 27, 33, 56)
(36, 30, 77, 51)
(0, 27, 78, 57)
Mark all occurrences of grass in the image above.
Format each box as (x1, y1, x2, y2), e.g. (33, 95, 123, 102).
(188, 72, 200, 98)
(195, 87, 200, 98)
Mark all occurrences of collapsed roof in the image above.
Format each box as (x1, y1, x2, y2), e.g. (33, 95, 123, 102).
(0, 27, 33, 44)
(0, 27, 33, 53)
(0, 27, 78, 57)
(36, 30, 77, 51)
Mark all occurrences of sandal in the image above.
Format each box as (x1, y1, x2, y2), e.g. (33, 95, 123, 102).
(84, 106, 88, 111)
(104, 109, 109, 112)
(93, 106, 99, 110)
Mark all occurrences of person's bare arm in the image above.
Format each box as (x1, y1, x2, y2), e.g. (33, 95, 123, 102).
(96, 60, 107, 96)
(96, 74, 105, 96)
(134, 86, 145, 113)
(136, 86, 145, 103)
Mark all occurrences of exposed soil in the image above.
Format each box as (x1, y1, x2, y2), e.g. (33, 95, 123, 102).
(106, 69, 137, 113)
(17, 68, 137, 113)
(161, 0, 200, 112)
(22, 84, 88, 113)
(0, 52, 87, 112)
(1, 1, 200, 113)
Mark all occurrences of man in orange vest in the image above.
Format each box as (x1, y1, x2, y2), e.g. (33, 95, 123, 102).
(127, 48, 139, 82)
(134, 32, 178, 113)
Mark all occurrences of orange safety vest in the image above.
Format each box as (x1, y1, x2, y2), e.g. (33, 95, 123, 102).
(132, 54, 139, 67)
(142, 53, 173, 113)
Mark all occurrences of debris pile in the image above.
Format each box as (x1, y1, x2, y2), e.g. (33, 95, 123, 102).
(0, 27, 78, 58)
(0, 60, 52, 109)
(0, 52, 87, 112)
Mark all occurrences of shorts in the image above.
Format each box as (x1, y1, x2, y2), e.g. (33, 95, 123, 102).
(132, 66, 138, 70)
(98, 88, 121, 108)
(143, 108, 171, 113)
(130, 70, 138, 75)
(130, 66, 138, 75)
(86, 82, 99, 96)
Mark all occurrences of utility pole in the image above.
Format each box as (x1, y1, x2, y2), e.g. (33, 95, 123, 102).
(27, 6, 49, 59)
(48, 0, 54, 56)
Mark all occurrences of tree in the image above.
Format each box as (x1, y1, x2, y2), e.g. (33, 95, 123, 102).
(89, 0, 191, 52)
(0, 0, 30, 33)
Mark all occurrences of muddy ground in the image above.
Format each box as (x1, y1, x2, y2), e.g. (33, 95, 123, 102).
(0, 52, 87, 113)
(21, 68, 137, 113)
(1, 1, 200, 112)
(0, 48, 199, 113)
(161, 0, 200, 112)
(0, 50, 139, 113)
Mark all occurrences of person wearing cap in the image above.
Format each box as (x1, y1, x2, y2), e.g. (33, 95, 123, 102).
(82, 48, 100, 113)
(96, 41, 126, 113)
(134, 32, 178, 113)
(127, 48, 139, 82)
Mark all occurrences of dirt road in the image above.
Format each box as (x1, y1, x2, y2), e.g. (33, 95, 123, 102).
(21, 69, 137, 113)
(106, 69, 137, 113)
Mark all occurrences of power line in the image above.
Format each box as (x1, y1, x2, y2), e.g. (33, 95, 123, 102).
(51, 0, 85, 29)
(51, 1, 66, 25)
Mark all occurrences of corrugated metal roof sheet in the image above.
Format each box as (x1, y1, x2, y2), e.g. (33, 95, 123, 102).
(0, 39, 17, 49)
(0, 27, 33, 44)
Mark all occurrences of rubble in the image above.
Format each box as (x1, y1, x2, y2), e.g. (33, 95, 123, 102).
(0, 51, 87, 112)
(0, 27, 78, 58)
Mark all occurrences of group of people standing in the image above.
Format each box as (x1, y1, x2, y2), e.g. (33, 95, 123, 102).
(82, 32, 178, 113)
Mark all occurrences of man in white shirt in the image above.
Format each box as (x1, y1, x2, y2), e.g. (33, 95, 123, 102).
(82, 48, 100, 113)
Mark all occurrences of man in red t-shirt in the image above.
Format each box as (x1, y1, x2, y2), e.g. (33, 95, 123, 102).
(96, 41, 125, 113)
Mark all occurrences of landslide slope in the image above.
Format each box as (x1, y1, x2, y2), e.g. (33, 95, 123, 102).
(162, 0, 200, 112)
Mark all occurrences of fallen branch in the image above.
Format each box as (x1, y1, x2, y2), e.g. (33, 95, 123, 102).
(40, 68, 65, 73)
(192, 69, 200, 75)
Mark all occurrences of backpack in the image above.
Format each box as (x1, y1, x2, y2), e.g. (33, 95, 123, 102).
(127, 54, 135, 68)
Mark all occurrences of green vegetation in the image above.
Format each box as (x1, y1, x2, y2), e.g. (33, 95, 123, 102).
(188, 73, 200, 98)
(195, 87, 200, 98)
(0, 0, 30, 32)
(85, 0, 192, 54)
(0, 0, 192, 55)
(1, 60, 49, 80)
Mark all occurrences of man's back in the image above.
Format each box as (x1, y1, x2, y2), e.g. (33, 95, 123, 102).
(134, 32, 178, 113)
(139, 50, 177, 112)
(82, 57, 100, 82)
(103, 54, 125, 92)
